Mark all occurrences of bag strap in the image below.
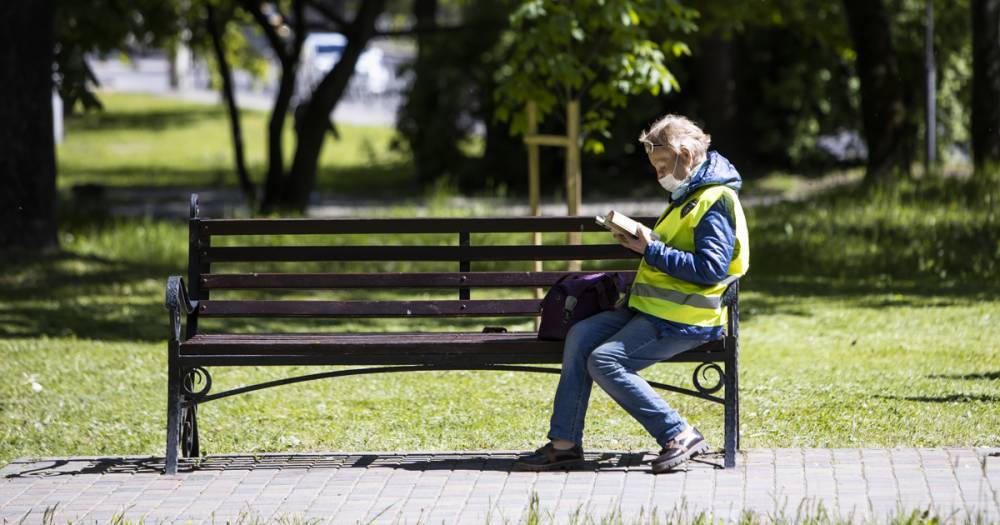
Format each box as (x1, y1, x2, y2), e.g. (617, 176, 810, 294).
(594, 274, 620, 311)
(554, 273, 574, 285)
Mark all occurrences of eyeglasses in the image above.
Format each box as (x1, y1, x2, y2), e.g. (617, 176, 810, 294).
(642, 141, 665, 154)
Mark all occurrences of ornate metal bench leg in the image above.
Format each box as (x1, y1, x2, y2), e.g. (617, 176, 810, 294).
(165, 361, 182, 475)
(180, 404, 200, 458)
(736, 376, 741, 451)
(723, 355, 739, 469)
(180, 367, 211, 461)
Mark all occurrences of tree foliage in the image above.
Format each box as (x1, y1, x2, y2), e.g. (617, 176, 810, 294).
(494, 0, 697, 153)
(709, 0, 857, 168)
(55, 0, 183, 113)
(396, 0, 524, 189)
(843, 0, 912, 182)
(680, 0, 973, 174)
(186, 1, 270, 91)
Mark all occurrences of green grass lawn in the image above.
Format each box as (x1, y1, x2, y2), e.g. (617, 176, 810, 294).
(57, 92, 413, 196)
(1, 94, 998, 466)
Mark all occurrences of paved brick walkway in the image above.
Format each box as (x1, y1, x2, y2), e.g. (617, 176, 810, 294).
(2, 448, 998, 524)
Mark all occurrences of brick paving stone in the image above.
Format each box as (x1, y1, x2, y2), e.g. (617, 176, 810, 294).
(2, 449, 999, 522)
(832, 448, 861, 461)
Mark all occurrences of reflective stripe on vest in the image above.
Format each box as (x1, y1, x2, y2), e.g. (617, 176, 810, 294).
(627, 184, 749, 327)
(630, 283, 721, 309)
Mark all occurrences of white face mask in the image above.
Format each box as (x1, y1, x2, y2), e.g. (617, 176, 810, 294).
(657, 154, 684, 192)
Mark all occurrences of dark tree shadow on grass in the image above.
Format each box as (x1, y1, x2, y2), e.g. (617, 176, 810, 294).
(0, 250, 174, 342)
(61, 163, 415, 200)
(733, 274, 999, 322)
(928, 371, 1000, 381)
(874, 394, 1000, 403)
(61, 166, 237, 191)
(69, 106, 225, 132)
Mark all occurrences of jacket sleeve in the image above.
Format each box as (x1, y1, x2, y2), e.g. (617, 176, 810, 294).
(642, 199, 736, 285)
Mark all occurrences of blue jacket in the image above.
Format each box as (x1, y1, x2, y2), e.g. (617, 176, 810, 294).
(639, 150, 742, 340)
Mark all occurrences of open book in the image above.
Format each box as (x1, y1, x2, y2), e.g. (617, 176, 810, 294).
(595, 210, 659, 240)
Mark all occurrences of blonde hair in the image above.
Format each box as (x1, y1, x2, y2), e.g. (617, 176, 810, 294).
(639, 114, 711, 165)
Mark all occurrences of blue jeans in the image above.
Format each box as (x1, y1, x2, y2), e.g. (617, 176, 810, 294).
(547, 307, 706, 448)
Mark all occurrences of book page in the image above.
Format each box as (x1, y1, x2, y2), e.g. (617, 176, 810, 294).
(595, 213, 632, 237)
(608, 211, 641, 237)
(597, 211, 658, 240)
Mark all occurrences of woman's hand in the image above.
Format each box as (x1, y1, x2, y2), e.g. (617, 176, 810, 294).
(613, 227, 652, 255)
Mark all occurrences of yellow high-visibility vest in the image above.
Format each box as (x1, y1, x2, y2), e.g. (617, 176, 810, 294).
(628, 184, 749, 327)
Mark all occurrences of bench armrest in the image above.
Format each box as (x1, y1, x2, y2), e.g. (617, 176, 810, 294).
(721, 280, 739, 307)
(721, 280, 740, 342)
(165, 276, 199, 342)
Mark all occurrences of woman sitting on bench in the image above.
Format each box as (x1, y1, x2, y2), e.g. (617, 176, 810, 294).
(515, 114, 750, 473)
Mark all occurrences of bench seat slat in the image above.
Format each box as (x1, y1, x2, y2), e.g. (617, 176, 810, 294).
(178, 354, 567, 366)
(179, 332, 726, 363)
(204, 244, 639, 263)
(200, 216, 659, 236)
(201, 271, 638, 290)
(199, 299, 543, 317)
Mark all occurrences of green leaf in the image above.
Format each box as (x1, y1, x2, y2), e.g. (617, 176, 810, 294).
(584, 138, 605, 154)
(627, 7, 640, 25)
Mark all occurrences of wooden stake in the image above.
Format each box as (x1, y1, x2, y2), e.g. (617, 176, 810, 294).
(566, 99, 581, 271)
(523, 100, 584, 275)
(527, 102, 543, 320)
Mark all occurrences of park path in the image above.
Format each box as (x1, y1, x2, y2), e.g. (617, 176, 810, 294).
(74, 186, 813, 221)
(100, 189, 695, 220)
(2, 448, 998, 524)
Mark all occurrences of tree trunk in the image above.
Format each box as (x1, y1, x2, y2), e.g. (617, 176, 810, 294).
(924, 0, 937, 174)
(0, 0, 58, 250)
(207, 4, 255, 204)
(696, 32, 749, 169)
(243, 0, 305, 213)
(259, 58, 298, 212)
(168, 44, 180, 90)
(842, 0, 912, 183)
(404, 0, 462, 185)
(283, 0, 386, 210)
(415, 0, 437, 54)
(972, 0, 1000, 169)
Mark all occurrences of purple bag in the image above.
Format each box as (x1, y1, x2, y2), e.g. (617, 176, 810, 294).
(538, 272, 626, 341)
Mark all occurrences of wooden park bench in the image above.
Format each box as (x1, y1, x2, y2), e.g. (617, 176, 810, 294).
(164, 194, 742, 474)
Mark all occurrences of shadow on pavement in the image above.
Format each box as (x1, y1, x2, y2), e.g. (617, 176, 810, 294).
(3, 450, 726, 478)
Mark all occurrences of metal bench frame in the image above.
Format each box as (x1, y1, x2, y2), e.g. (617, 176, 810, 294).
(163, 194, 741, 474)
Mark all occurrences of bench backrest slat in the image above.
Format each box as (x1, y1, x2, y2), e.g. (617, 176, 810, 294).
(199, 299, 543, 317)
(201, 271, 638, 290)
(200, 216, 657, 235)
(204, 244, 640, 263)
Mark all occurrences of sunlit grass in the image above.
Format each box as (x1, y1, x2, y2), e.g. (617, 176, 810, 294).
(57, 92, 413, 196)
